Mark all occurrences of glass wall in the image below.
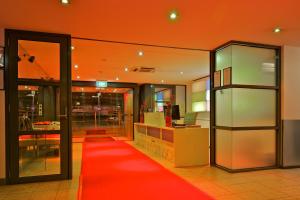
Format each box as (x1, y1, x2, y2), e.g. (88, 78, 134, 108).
(72, 86, 133, 140)
(16, 39, 65, 178)
(214, 42, 279, 171)
(18, 85, 61, 177)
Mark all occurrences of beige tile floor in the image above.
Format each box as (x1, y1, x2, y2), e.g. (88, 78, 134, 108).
(0, 143, 82, 200)
(1, 140, 300, 200)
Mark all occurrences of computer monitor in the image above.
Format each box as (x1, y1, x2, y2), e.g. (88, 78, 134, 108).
(172, 105, 180, 120)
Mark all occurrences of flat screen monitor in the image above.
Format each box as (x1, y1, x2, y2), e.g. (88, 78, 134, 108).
(172, 105, 180, 120)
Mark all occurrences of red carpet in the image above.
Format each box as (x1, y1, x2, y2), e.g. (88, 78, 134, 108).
(78, 140, 213, 200)
(84, 136, 115, 143)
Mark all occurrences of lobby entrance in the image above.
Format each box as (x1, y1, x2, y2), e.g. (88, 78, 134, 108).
(71, 86, 134, 140)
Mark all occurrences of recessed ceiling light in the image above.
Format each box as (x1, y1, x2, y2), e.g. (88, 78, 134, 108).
(273, 27, 281, 33)
(76, 75, 80, 79)
(60, 0, 70, 5)
(161, 80, 165, 83)
(74, 64, 79, 69)
(180, 71, 184, 75)
(71, 46, 75, 50)
(138, 51, 144, 57)
(125, 67, 129, 72)
(116, 77, 119, 81)
(81, 87, 84, 91)
(169, 10, 179, 21)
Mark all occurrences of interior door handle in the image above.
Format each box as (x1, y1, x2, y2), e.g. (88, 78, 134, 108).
(58, 114, 68, 119)
(58, 107, 68, 119)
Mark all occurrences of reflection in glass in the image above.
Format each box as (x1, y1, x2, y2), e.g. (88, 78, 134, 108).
(72, 87, 133, 140)
(18, 85, 61, 177)
(18, 40, 60, 80)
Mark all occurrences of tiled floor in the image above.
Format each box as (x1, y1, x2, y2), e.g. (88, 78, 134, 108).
(0, 143, 82, 200)
(1, 140, 300, 200)
(129, 142, 300, 200)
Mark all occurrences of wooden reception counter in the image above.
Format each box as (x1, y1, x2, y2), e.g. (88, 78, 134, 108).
(134, 123, 209, 167)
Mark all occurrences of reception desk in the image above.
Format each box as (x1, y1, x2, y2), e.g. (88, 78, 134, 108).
(134, 123, 209, 167)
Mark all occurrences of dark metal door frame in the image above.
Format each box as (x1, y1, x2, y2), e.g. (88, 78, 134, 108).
(5, 29, 72, 184)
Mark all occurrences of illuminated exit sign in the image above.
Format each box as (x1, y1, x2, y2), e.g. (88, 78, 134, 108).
(96, 81, 108, 88)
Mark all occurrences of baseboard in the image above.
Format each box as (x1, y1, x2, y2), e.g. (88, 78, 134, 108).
(0, 178, 6, 185)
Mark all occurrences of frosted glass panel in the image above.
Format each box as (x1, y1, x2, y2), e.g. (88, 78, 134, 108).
(232, 89, 276, 126)
(216, 46, 232, 86)
(232, 45, 276, 86)
(232, 130, 276, 169)
(216, 89, 232, 126)
(216, 88, 275, 127)
(216, 129, 232, 169)
(216, 45, 276, 87)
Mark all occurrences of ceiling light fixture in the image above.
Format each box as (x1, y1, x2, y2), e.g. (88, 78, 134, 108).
(138, 51, 144, 57)
(169, 10, 179, 21)
(161, 80, 165, 83)
(71, 46, 75, 50)
(60, 0, 70, 5)
(180, 71, 184, 75)
(273, 27, 281, 33)
(74, 64, 79, 69)
(125, 67, 129, 72)
(76, 75, 80, 79)
(116, 77, 119, 81)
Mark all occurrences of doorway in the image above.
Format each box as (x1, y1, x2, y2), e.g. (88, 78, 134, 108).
(5, 30, 72, 183)
(71, 86, 134, 140)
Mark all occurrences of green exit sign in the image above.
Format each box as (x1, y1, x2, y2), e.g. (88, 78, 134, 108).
(96, 81, 108, 88)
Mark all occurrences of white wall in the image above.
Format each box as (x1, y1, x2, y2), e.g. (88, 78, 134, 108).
(0, 29, 5, 180)
(282, 46, 300, 120)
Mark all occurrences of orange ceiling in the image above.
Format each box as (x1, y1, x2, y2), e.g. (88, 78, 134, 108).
(18, 39, 209, 84)
(1, 0, 300, 49)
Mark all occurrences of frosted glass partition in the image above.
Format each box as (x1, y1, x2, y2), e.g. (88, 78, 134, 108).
(216, 45, 276, 86)
(216, 129, 233, 169)
(216, 89, 232, 127)
(231, 130, 276, 169)
(216, 129, 276, 169)
(214, 42, 279, 171)
(216, 88, 276, 127)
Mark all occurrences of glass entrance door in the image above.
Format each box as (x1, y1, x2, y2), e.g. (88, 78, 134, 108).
(71, 86, 133, 140)
(5, 30, 71, 183)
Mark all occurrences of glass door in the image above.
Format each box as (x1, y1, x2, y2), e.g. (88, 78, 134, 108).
(71, 86, 133, 140)
(5, 30, 71, 183)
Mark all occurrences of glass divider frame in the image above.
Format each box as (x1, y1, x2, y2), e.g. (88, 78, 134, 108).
(209, 40, 282, 172)
(5, 29, 72, 184)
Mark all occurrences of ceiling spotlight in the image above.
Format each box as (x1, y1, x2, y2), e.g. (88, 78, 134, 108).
(60, 0, 70, 5)
(28, 56, 35, 63)
(273, 27, 281, 33)
(76, 75, 80, 79)
(125, 67, 129, 72)
(81, 87, 84, 91)
(169, 10, 179, 21)
(71, 46, 75, 50)
(74, 64, 79, 69)
(116, 77, 119, 81)
(138, 51, 144, 57)
(180, 71, 184, 75)
(161, 80, 165, 83)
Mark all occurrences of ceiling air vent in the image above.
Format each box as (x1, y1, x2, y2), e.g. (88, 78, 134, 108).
(131, 67, 155, 73)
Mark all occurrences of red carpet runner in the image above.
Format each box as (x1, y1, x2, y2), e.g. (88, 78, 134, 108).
(78, 139, 213, 200)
